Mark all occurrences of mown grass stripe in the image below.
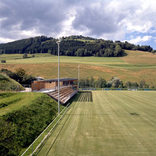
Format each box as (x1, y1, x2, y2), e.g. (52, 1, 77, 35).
(37, 91, 156, 156)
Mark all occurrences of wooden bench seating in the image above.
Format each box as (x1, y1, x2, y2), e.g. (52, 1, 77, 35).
(47, 87, 77, 104)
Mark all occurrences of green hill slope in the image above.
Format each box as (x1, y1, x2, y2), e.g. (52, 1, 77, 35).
(0, 73, 24, 91)
(1, 50, 156, 86)
(0, 35, 155, 56)
(0, 92, 63, 155)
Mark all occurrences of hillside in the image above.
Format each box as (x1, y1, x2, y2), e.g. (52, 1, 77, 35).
(0, 35, 155, 57)
(0, 50, 156, 86)
(0, 73, 24, 91)
(0, 92, 63, 155)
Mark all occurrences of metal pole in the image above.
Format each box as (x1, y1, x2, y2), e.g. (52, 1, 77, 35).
(78, 65, 80, 91)
(57, 40, 60, 114)
(32, 143, 33, 156)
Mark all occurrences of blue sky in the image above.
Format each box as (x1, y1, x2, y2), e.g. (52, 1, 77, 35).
(0, 0, 156, 49)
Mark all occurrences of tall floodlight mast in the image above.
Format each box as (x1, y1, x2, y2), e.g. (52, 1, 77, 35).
(56, 38, 61, 114)
(78, 65, 80, 91)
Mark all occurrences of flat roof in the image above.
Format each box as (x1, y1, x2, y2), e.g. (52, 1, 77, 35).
(37, 78, 78, 82)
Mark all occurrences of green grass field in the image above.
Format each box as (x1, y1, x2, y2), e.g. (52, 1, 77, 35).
(37, 91, 156, 156)
(0, 50, 156, 85)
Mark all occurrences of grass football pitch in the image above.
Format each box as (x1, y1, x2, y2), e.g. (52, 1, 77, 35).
(37, 91, 156, 156)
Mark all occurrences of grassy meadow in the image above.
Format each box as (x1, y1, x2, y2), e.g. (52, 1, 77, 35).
(37, 91, 156, 156)
(0, 50, 156, 86)
(0, 92, 42, 116)
(0, 92, 63, 155)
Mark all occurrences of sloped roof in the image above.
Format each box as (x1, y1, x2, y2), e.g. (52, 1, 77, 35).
(38, 78, 78, 82)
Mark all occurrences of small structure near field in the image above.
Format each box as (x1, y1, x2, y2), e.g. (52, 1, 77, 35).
(31, 78, 78, 104)
(31, 78, 77, 91)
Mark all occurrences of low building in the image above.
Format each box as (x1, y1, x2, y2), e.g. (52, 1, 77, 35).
(31, 78, 78, 91)
(31, 78, 78, 104)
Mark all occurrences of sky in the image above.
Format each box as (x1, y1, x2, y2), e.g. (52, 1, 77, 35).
(0, 0, 156, 49)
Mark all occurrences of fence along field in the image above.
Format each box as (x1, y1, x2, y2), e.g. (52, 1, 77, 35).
(37, 91, 156, 156)
(76, 91, 93, 102)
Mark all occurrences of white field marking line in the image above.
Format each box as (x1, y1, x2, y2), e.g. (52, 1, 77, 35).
(21, 103, 70, 156)
(32, 103, 71, 156)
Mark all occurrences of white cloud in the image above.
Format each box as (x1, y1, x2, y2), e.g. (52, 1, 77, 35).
(125, 21, 152, 33)
(0, 37, 14, 43)
(57, 9, 90, 38)
(129, 36, 152, 44)
(0, 0, 156, 48)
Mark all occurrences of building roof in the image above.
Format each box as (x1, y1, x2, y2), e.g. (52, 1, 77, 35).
(38, 78, 78, 82)
(35, 77, 44, 80)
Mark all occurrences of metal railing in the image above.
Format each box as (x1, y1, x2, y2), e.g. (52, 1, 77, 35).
(21, 103, 71, 156)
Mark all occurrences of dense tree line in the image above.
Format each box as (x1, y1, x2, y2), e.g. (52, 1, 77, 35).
(0, 35, 155, 57)
(79, 77, 153, 89)
(115, 41, 155, 52)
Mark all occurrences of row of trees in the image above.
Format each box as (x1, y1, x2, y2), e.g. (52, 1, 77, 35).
(0, 68, 35, 86)
(79, 77, 152, 89)
(0, 35, 155, 57)
(115, 41, 155, 52)
(0, 68, 153, 89)
(58, 40, 124, 57)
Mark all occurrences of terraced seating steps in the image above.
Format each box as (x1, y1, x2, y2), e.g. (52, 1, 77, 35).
(47, 87, 77, 104)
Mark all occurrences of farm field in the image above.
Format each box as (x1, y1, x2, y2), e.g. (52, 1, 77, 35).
(37, 91, 156, 156)
(0, 50, 156, 85)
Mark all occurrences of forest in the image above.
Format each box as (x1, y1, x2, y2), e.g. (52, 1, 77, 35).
(0, 35, 155, 57)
